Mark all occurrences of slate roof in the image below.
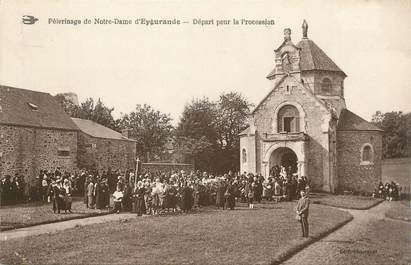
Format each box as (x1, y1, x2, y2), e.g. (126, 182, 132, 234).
(267, 38, 346, 78)
(0, 85, 78, 130)
(72, 118, 136, 141)
(296, 39, 346, 76)
(239, 126, 251, 136)
(337, 109, 383, 132)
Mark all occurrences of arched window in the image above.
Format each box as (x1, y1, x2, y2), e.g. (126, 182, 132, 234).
(278, 105, 300, 133)
(321, 78, 332, 93)
(360, 143, 374, 165)
(242, 149, 247, 163)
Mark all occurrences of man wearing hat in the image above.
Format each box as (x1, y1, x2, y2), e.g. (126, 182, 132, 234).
(47, 180, 57, 213)
(295, 190, 310, 237)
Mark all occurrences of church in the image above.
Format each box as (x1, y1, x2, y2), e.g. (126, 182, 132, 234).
(239, 21, 383, 193)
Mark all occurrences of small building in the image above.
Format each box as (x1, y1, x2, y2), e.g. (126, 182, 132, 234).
(0, 86, 78, 183)
(72, 118, 137, 172)
(240, 22, 383, 193)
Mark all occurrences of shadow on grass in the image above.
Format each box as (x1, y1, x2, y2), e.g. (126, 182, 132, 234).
(0, 211, 111, 231)
(270, 214, 354, 265)
(310, 193, 384, 210)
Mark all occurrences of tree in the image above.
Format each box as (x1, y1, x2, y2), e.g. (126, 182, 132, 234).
(214, 92, 253, 171)
(55, 94, 119, 131)
(175, 93, 253, 173)
(173, 136, 214, 167)
(118, 104, 173, 161)
(77, 98, 118, 130)
(175, 98, 219, 171)
(371, 111, 411, 158)
(176, 97, 218, 142)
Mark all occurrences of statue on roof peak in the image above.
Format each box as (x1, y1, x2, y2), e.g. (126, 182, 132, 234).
(284, 28, 291, 42)
(302, 19, 308, 38)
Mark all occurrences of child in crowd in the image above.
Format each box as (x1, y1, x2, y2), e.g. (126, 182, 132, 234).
(112, 186, 124, 214)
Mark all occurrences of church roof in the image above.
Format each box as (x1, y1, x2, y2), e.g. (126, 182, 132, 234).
(296, 38, 346, 76)
(0, 85, 78, 130)
(72, 117, 136, 141)
(239, 126, 251, 136)
(337, 109, 383, 132)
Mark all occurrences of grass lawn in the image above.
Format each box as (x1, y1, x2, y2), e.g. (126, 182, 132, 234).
(385, 200, 411, 222)
(0, 202, 352, 265)
(311, 193, 383, 209)
(324, 217, 411, 265)
(382, 158, 411, 194)
(0, 198, 109, 230)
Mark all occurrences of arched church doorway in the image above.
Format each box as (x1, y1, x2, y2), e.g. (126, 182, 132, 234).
(269, 147, 298, 176)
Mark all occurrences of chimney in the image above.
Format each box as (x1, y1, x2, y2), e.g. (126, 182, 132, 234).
(62, 92, 79, 106)
(121, 128, 130, 138)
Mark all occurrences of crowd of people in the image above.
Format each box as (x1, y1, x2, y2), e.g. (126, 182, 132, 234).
(1, 169, 79, 206)
(80, 165, 311, 215)
(0, 163, 312, 217)
(373, 181, 402, 201)
(2, 165, 407, 215)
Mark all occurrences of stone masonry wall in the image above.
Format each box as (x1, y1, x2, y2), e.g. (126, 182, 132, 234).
(77, 132, 136, 173)
(240, 135, 256, 174)
(252, 76, 332, 191)
(0, 125, 77, 185)
(141, 162, 194, 174)
(337, 130, 383, 193)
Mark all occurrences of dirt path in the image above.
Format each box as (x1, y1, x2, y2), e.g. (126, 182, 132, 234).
(0, 213, 137, 242)
(282, 201, 411, 265)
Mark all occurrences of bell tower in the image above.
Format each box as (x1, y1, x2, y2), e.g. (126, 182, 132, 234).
(267, 28, 302, 80)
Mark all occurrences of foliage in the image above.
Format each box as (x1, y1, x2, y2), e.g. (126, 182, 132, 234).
(55, 94, 119, 131)
(118, 104, 173, 161)
(175, 92, 253, 173)
(175, 98, 219, 170)
(215, 92, 253, 170)
(371, 111, 411, 158)
(55, 92, 253, 170)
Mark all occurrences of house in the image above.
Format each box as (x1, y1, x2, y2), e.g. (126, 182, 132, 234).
(72, 118, 137, 172)
(0, 86, 78, 183)
(0, 85, 138, 183)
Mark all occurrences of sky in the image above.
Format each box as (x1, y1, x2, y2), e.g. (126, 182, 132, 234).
(1, 0, 410, 124)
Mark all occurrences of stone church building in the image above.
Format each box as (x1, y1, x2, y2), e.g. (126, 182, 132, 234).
(240, 21, 383, 193)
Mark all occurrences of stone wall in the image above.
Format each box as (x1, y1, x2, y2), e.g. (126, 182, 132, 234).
(337, 130, 383, 193)
(239, 134, 256, 174)
(77, 132, 136, 173)
(252, 76, 333, 191)
(141, 162, 194, 174)
(0, 125, 77, 184)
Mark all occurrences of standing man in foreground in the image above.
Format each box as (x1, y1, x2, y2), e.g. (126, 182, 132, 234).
(296, 190, 310, 237)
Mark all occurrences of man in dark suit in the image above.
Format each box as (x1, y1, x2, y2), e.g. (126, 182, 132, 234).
(296, 190, 310, 237)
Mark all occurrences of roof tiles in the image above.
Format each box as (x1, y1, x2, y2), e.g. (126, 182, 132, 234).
(72, 117, 135, 141)
(337, 109, 383, 132)
(0, 85, 78, 130)
(296, 39, 346, 75)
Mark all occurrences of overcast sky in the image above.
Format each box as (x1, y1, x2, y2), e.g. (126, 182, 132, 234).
(1, 0, 410, 124)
